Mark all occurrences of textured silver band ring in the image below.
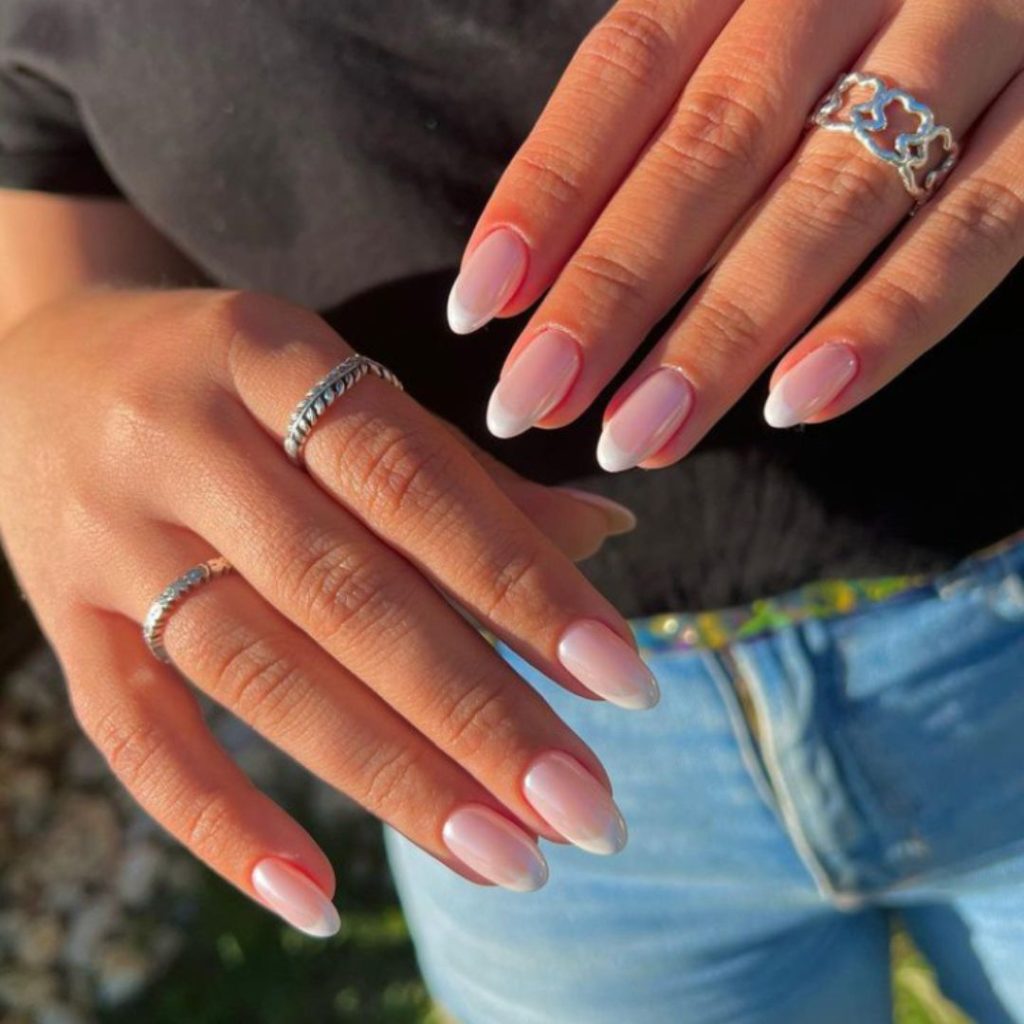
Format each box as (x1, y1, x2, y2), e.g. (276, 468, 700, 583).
(284, 354, 404, 466)
(809, 72, 960, 206)
(143, 556, 233, 663)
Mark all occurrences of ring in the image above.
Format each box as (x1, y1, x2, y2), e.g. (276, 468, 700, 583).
(809, 72, 960, 207)
(284, 354, 404, 466)
(143, 556, 233, 663)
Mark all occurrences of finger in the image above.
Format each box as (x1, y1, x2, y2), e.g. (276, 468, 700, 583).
(446, 0, 742, 332)
(444, 421, 637, 560)
(486, 0, 888, 439)
(61, 607, 342, 937)
(103, 530, 595, 886)
(601, 0, 1023, 469)
(766, 68, 1024, 426)
(216, 293, 658, 710)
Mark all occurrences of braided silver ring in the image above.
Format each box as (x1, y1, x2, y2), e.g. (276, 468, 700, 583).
(809, 72, 960, 207)
(284, 354, 404, 466)
(143, 557, 233, 663)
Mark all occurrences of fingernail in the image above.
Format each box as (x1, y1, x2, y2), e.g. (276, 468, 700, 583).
(442, 805, 549, 892)
(487, 329, 580, 438)
(251, 858, 341, 938)
(558, 620, 659, 710)
(597, 368, 694, 473)
(447, 227, 529, 335)
(556, 487, 637, 536)
(764, 343, 858, 428)
(524, 752, 627, 856)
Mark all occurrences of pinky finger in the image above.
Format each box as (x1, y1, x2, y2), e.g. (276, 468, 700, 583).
(61, 608, 341, 938)
(764, 71, 1024, 428)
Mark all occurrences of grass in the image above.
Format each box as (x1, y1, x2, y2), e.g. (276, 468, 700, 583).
(101, 808, 972, 1024)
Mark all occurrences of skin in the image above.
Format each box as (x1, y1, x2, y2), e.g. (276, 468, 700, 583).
(465, 0, 1024, 463)
(0, 192, 639, 911)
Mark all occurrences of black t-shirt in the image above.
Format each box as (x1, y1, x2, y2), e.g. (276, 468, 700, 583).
(2, 1, 1021, 617)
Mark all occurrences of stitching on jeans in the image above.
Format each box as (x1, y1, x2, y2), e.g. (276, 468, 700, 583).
(730, 642, 865, 911)
(701, 648, 780, 816)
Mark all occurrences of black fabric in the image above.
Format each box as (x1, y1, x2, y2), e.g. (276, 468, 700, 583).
(1, 1, 1021, 617)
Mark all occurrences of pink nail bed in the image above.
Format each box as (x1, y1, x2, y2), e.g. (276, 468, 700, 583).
(251, 858, 340, 938)
(524, 752, 628, 856)
(486, 329, 581, 438)
(447, 227, 529, 335)
(764, 343, 858, 428)
(597, 367, 695, 473)
(442, 805, 549, 892)
(558, 620, 659, 710)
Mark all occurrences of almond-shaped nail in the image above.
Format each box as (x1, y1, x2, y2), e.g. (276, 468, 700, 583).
(487, 329, 580, 438)
(556, 487, 637, 536)
(558, 620, 659, 710)
(447, 227, 528, 335)
(764, 343, 858, 428)
(524, 752, 627, 856)
(443, 805, 549, 892)
(597, 368, 695, 473)
(251, 858, 340, 938)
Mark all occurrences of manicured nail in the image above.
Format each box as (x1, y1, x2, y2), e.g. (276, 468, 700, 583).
(447, 228, 528, 335)
(524, 752, 627, 856)
(556, 487, 637, 536)
(442, 805, 549, 892)
(251, 858, 340, 938)
(597, 368, 694, 473)
(487, 329, 581, 438)
(764, 343, 858, 428)
(558, 620, 659, 710)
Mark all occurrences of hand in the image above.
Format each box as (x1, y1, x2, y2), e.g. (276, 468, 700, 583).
(0, 288, 650, 934)
(449, 0, 1024, 469)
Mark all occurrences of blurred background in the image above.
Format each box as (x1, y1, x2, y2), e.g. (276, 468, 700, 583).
(0, 552, 973, 1023)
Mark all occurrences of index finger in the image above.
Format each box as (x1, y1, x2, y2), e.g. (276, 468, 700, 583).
(220, 292, 659, 712)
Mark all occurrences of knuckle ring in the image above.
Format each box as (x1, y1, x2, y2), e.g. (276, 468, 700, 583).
(284, 354, 404, 466)
(809, 72, 960, 207)
(143, 556, 233, 663)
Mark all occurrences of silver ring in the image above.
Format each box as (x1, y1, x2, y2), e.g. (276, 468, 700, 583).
(809, 72, 960, 206)
(284, 354, 404, 466)
(143, 557, 233, 663)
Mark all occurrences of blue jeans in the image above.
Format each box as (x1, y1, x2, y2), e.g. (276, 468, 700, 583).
(385, 537, 1024, 1024)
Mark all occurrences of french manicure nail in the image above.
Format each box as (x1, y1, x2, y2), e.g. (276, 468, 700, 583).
(447, 227, 529, 335)
(764, 343, 858, 428)
(556, 487, 637, 536)
(558, 620, 659, 710)
(487, 329, 581, 438)
(443, 805, 549, 892)
(524, 752, 628, 856)
(251, 858, 341, 938)
(596, 368, 695, 473)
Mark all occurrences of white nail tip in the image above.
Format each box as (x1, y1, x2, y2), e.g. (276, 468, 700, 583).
(595, 430, 637, 473)
(446, 288, 487, 335)
(763, 391, 801, 429)
(486, 390, 531, 439)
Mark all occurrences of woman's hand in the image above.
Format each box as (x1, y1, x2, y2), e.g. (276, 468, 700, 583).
(450, 0, 1024, 469)
(0, 287, 650, 934)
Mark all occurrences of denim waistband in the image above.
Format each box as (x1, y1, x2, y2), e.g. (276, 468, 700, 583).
(631, 529, 1024, 653)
